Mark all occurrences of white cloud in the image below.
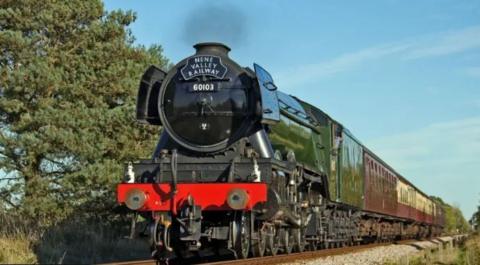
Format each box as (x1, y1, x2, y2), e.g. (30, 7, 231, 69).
(278, 25, 480, 88)
(406, 26, 480, 59)
(277, 43, 411, 87)
(366, 117, 480, 218)
(367, 117, 480, 169)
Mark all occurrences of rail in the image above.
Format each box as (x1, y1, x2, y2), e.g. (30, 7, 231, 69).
(102, 239, 424, 265)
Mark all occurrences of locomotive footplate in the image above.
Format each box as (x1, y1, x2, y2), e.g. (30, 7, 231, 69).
(128, 153, 294, 183)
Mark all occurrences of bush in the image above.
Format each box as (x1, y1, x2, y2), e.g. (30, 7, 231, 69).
(458, 235, 480, 265)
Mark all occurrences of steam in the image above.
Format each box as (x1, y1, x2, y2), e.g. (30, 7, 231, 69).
(181, 2, 248, 47)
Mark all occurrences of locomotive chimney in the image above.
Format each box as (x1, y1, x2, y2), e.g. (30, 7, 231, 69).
(193, 42, 231, 57)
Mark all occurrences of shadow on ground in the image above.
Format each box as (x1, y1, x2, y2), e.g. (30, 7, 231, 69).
(34, 217, 151, 264)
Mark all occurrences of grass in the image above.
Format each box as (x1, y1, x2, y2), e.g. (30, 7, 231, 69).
(0, 234, 37, 264)
(457, 233, 480, 265)
(0, 211, 38, 264)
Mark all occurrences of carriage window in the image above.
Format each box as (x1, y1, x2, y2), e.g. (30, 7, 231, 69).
(376, 165, 379, 189)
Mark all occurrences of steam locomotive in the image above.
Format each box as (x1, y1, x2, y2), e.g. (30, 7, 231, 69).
(116, 43, 444, 262)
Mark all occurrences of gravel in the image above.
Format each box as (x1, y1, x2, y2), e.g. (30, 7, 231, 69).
(282, 244, 421, 265)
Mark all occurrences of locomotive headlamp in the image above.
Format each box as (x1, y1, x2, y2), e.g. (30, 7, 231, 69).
(227, 188, 250, 210)
(125, 188, 147, 210)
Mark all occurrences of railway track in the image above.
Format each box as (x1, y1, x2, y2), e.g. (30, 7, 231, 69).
(104, 239, 419, 265)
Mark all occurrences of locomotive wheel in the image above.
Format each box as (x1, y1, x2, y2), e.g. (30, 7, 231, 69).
(307, 239, 318, 251)
(232, 211, 251, 259)
(251, 220, 266, 257)
(325, 241, 331, 249)
(280, 228, 294, 254)
(265, 225, 278, 256)
(292, 228, 305, 252)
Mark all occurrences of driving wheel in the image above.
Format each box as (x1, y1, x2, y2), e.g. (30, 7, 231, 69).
(280, 228, 294, 254)
(231, 211, 250, 259)
(265, 225, 278, 256)
(251, 218, 266, 257)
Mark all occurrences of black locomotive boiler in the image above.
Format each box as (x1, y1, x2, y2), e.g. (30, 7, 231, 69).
(117, 43, 444, 262)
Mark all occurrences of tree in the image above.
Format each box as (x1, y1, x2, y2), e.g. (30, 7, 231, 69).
(0, 0, 168, 226)
(471, 197, 480, 231)
(431, 197, 471, 234)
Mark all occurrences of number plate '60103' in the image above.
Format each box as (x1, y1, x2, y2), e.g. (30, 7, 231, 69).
(189, 83, 216, 92)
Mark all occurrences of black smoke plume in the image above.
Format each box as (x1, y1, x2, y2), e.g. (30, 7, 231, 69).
(181, 2, 248, 46)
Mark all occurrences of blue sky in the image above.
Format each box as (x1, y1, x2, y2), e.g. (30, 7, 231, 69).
(104, 0, 480, 219)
